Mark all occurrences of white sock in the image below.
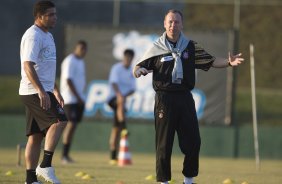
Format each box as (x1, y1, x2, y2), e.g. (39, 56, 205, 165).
(184, 177, 194, 184)
(161, 182, 168, 184)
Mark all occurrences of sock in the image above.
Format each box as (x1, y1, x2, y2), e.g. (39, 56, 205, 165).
(62, 144, 70, 157)
(40, 150, 54, 168)
(184, 177, 194, 184)
(26, 169, 37, 184)
(161, 182, 168, 184)
(111, 150, 117, 160)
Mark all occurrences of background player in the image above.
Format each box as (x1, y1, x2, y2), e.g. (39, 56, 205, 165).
(107, 49, 136, 165)
(19, 1, 67, 183)
(60, 40, 87, 164)
(133, 9, 244, 184)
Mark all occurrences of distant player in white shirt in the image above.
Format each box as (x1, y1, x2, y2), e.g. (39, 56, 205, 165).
(19, 1, 67, 184)
(107, 49, 136, 164)
(60, 40, 87, 164)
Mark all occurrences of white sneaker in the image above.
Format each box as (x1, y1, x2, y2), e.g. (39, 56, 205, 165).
(25, 182, 42, 184)
(36, 165, 60, 184)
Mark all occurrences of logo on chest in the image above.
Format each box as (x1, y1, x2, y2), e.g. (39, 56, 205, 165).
(160, 55, 174, 62)
(182, 50, 189, 59)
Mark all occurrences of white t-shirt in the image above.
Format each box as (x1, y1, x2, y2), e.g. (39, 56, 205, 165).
(108, 62, 136, 101)
(60, 54, 86, 104)
(19, 25, 56, 95)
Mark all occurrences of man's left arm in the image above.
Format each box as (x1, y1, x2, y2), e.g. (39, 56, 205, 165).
(53, 83, 64, 107)
(212, 52, 244, 68)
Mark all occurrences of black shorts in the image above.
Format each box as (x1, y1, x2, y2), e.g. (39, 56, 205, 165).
(64, 103, 84, 123)
(108, 97, 126, 128)
(20, 92, 68, 136)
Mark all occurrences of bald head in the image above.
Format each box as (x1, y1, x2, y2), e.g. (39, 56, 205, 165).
(164, 9, 183, 21)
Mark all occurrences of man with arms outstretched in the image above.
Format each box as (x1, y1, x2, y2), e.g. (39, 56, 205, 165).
(19, 1, 67, 183)
(133, 9, 244, 184)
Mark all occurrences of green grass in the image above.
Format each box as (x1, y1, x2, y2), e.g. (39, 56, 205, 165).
(0, 149, 282, 184)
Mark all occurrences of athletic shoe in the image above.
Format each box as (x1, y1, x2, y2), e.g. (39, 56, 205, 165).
(109, 159, 117, 166)
(25, 182, 42, 184)
(36, 165, 60, 184)
(61, 156, 75, 164)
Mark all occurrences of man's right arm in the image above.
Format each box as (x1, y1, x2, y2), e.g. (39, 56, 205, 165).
(23, 61, 50, 110)
(67, 78, 84, 104)
(133, 57, 155, 78)
(133, 65, 153, 78)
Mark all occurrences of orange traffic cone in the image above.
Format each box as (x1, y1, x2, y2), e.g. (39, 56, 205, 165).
(118, 129, 132, 166)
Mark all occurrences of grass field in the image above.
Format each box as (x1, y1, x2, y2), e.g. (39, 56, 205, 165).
(0, 149, 282, 184)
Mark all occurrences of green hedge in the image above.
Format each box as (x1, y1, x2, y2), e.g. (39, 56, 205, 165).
(0, 76, 24, 114)
(0, 76, 281, 125)
(0, 115, 281, 159)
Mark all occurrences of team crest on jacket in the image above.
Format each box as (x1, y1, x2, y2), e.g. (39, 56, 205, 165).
(183, 51, 189, 59)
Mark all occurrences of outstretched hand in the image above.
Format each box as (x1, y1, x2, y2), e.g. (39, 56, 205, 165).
(134, 67, 153, 78)
(228, 52, 244, 66)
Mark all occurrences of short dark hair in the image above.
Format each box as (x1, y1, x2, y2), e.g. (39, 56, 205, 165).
(77, 40, 87, 48)
(33, 1, 55, 18)
(164, 9, 183, 21)
(124, 49, 135, 57)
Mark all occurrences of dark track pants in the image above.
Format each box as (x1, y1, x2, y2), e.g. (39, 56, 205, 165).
(154, 91, 201, 182)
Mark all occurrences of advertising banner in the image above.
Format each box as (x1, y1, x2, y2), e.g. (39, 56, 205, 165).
(65, 26, 233, 125)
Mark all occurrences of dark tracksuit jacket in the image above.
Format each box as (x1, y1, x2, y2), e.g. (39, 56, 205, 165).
(137, 40, 215, 182)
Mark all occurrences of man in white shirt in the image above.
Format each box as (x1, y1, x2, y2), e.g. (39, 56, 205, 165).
(19, 1, 67, 184)
(60, 40, 87, 164)
(107, 49, 136, 164)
